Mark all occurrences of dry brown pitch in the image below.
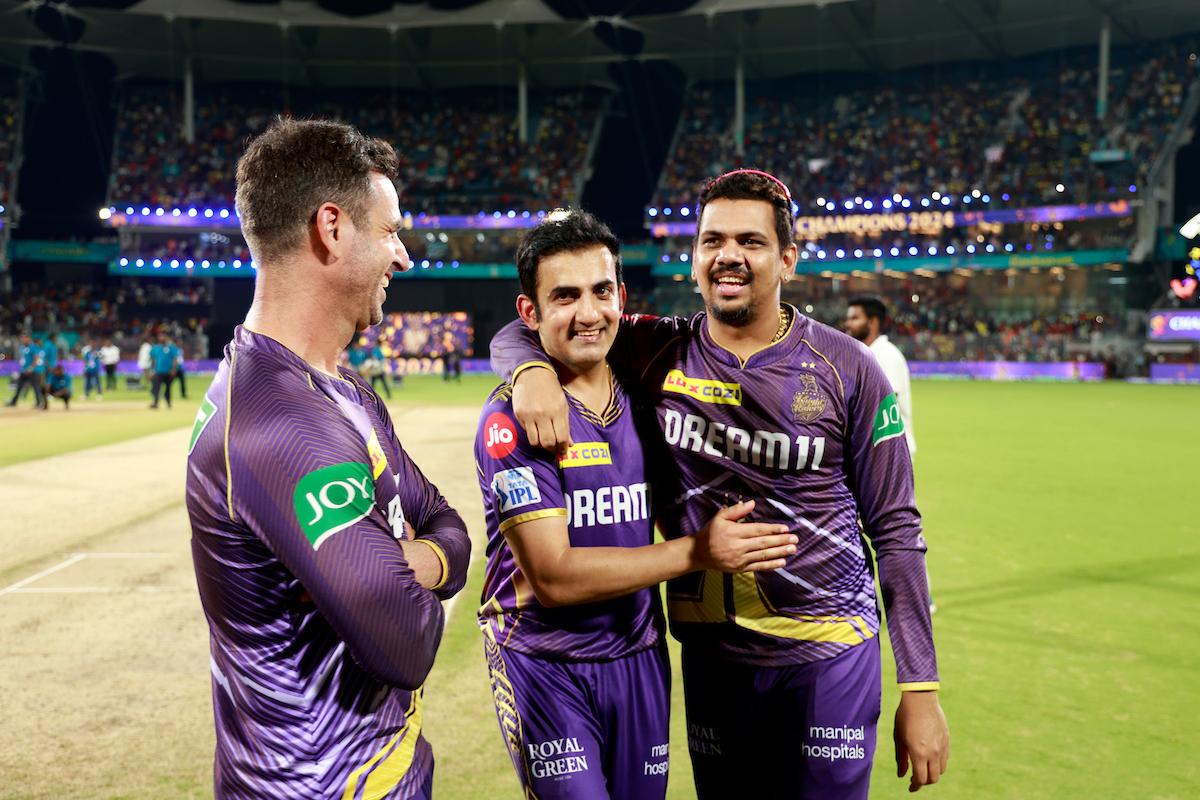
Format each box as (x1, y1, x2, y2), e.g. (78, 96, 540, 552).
(0, 405, 494, 799)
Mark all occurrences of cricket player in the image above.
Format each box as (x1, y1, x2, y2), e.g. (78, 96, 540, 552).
(186, 118, 471, 799)
(845, 296, 915, 458)
(493, 171, 949, 798)
(45, 364, 72, 409)
(83, 340, 103, 399)
(149, 332, 181, 409)
(100, 338, 121, 391)
(5, 333, 46, 409)
(476, 209, 797, 799)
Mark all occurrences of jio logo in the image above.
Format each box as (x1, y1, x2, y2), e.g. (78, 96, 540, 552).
(485, 412, 517, 458)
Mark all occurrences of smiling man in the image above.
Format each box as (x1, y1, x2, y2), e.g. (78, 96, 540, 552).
(492, 172, 949, 798)
(186, 119, 471, 799)
(475, 209, 797, 799)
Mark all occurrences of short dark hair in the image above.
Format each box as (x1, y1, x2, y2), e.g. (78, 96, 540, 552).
(848, 295, 887, 324)
(235, 117, 399, 263)
(695, 169, 796, 252)
(515, 208, 622, 302)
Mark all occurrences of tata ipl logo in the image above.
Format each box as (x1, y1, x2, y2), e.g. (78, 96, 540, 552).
(1150, 314, 1167, 337)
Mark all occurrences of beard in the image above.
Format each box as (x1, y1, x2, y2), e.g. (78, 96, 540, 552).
(708, 299, 755, 326)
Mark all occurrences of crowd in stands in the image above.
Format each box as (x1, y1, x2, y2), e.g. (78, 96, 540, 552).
(357, 311, 473, 359)
(0, 77, 17, 210)
(789, 219, 1134, 263)
(402, 230, 520, 264)
(647, 274, 1128, 364)
(124, 233, 252, 266)
(655, 37, 1198, 211)
(0, 280, 210, 361)
(109, 84, 603, 215)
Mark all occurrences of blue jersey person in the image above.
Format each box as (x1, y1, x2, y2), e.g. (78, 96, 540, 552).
(6, 333, 46, 409)
(149, 332, 182, 409)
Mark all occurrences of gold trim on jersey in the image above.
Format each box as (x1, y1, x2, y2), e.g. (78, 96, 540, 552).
(800, 337, 845, 400)
(666, 569, 727, 624)
(639, 336, 685, 384)
(483, 626, 541, 800)
(489, 383, 514, 404)
(565, 366, 624, 428)
(223, 343, 237, 522)
(706, 304, 797, 369)
(899, 682, 941, 692)
(730, 573, 872, 645)
(342, 687, 424, 800)
(422, 539, 450, 591)
(512, 360, 554, 382)
(498, 508, 567, 535)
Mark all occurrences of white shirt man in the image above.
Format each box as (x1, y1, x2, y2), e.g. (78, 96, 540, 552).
(99, 342, 121, 367)
(137, 340, 152, 371)
(844, 297, 916, 457)
(868, 333, 916, 457)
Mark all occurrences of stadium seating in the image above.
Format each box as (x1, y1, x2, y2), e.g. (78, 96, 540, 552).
(108, 84, 605, 215)
(647, 275, 1128, 364)
(654, 37, 1198, 211)
(0, 75, 17, 210)
(0, 280, 210, 359)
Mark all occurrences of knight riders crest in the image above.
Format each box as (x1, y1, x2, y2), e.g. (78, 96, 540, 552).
(790, 373, 827, 423)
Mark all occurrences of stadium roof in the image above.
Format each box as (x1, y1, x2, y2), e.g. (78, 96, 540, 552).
(0, 0, 1198, 88)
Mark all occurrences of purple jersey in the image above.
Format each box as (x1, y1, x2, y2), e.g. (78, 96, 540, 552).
(474, 378, 663, 662)
(186, 326, 471, 799)
(492, 307, 938, 687)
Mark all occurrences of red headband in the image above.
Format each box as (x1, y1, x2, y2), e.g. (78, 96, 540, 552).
(710, 168, 794, 205)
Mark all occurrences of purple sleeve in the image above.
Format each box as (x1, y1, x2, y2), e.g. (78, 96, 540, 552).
(845, 351, 939, 688)
(366, 382, 472, 600)
(229, 414, 445, 690)
(393, 447, 472, 601)
(489, 314, 690, 383)
(476, 400, 566, 529)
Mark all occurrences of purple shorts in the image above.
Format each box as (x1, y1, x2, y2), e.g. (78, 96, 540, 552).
(484, 638, 671, 799)
(683, 638, 882, 800)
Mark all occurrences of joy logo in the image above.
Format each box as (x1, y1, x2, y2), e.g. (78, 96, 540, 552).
(292, 462, 375, 550)
(484, 412, 518, 458)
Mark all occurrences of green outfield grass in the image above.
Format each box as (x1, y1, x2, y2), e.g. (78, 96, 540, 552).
(0, 373, 498, 467)
(8, 378, 1199, 798)
(432, 381, 1200, 800)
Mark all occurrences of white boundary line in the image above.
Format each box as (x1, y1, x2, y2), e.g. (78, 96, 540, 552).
(0, 554, 88, 597)
(9, 587, 168, 594)
(0, 552, 173, 598)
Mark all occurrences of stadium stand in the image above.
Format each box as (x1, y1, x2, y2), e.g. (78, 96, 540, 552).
(0, 72, 16, 210)
(108, 84, 605, 215)
(654, 37, 1199, 211)
(0, 280, 210, 360)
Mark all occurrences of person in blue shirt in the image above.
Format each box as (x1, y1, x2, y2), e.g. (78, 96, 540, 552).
(40, 336, 58, 369)
(367, 343, 393, 398)
(45, 364, 72, 409)
(83, 340, 104, 400)
(149, 332, 182, 409)
(346, 338, 369, 376)
(5, 333, 47, 409)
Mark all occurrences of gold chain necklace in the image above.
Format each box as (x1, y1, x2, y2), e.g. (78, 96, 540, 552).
(771, 306, 791, 343)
